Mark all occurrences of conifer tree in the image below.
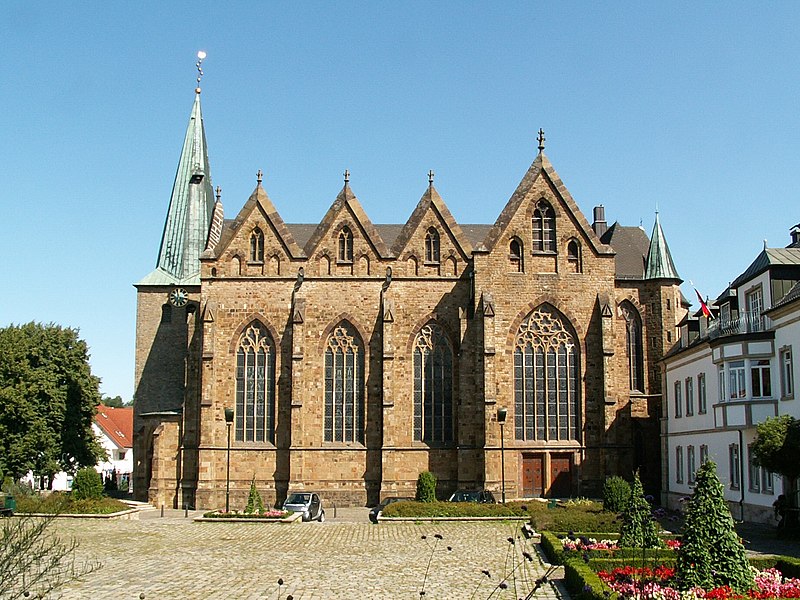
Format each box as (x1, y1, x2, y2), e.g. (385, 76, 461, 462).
(619, 471, 663, 548)
(245, 476, 264, 514)
(676, 460, 754, 592)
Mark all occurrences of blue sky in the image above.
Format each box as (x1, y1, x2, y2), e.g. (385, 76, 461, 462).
(2, 2, 798, 401)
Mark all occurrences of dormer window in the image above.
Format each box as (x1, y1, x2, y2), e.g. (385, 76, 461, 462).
(338, 226, 353, 263)
(250, 227, 264, 262)
(532, 200, 556, 252)
(425, 228, 440, 264)
(509, 238, 524, 272)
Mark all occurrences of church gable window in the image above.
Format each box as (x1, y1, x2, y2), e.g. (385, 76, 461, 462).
(514, 305, 579, 441)
(621, 302, 644, 392)
(235, 322, 276, 443)
(413, 323, 453, 443)
(509, 237, 524, 272)
(532, 200, 556, 253)
(425, 227, 441, 264)
(338, 226, 354, 263)
(250, 227, 264, 262)
(324, 322, 364, 443)
(567, 239, 582, 273)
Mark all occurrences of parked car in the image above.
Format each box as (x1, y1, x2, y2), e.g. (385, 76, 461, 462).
(283, 492, 325, 522)
(447, 489, 497, 503)
(369, 496, 414, 523)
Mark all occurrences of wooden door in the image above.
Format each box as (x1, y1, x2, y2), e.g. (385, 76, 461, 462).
(548, 454, 573, 497)
(521, 454, 544, 497)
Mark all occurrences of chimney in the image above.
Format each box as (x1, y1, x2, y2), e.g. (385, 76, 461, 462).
(790, 224, 800, 247)
(592, 205, 608, 237)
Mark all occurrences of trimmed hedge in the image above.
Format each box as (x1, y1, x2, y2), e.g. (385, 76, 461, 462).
(563, 556, 618, 600)
(530, 507, 621, 533)
(16, 492, 128, 515)
(381, 500, 532, 518)
(540, 531, 677, 565)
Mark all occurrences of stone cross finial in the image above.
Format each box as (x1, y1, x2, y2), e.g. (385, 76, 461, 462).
(215, 186, 222, 201)
(257, 169, 263, 184)
(344, 169, 350, 184)
(428, 170, 434, 185)
(537, 128, 546, 152)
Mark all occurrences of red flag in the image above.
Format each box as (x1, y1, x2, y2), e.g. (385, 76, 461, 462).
(695, 288, 713, 319)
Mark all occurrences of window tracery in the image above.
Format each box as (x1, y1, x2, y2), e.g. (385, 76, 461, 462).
(413, 323, 453, 443)
(324, 323, 364, 442)
(235, 322, 275, 443)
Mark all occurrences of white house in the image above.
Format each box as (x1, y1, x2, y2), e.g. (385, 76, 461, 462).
(662, 225, 800, 524)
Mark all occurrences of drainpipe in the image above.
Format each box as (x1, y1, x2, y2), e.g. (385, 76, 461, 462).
(738, 428, 745, 522)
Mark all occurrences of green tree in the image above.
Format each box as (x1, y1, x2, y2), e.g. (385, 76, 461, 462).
(245, 476, 264, 514)
(71, 468, 103, 501)
(100, 395, 130, 408)
(675, 460, 754, 592)
(752, 415, 800, 504)
(619, 471, 663, 548)
(603, 475, 631, 513)
(415, 471, 437, 503)
(0, 323, 104, 484)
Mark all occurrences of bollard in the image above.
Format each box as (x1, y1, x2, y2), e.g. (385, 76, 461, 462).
(334, 502, 337, 519)
(185, 506, 188, 518)
(160, 504, 164, 518)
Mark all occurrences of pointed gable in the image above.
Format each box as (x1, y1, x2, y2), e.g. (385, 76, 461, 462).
(644, 212, 681, 281)
(303, 183, 390, 259)
(214, 181, 305, 260)
(139, 91, 215, 286)
(391, 183, 473, 259)
(481, 151, 613, 256)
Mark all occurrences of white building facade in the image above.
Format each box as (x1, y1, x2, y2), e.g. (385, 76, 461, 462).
(662, 227, 800, 524)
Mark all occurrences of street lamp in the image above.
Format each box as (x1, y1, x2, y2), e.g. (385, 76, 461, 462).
(497, 407, 507, 503)
(224, 407, 234, 513)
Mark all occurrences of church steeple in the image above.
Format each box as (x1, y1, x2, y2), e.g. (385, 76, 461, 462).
(644, 211, 681, 281)
(139, 55, 214, 286)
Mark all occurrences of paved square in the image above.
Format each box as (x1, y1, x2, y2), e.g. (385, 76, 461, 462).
(49, 510, 565, 599)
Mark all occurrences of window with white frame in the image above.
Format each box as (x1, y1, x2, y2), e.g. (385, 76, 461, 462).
(719, 365, 726, 402)
(762, 467, 774, 494)
(700, 444, 709, 465)
(687, 445, 696, 484)
(751, 359, 772, 398)
(781, 347, 794, 399)
(674, 380, 682, 417)
(746, 286, 764, 332)
(685, 377, 694, 416)
(729, 443, 741, 490)
(748, 444, 760, 493)
(698, 373, 707, 414)
(729, 360, 746, 399)
(676, 445, 684, 484)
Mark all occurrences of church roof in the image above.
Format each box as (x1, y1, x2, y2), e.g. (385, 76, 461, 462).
(138, 91, 214, 287)
(600, 222, 649, 279)
(644, 212, 681, 281)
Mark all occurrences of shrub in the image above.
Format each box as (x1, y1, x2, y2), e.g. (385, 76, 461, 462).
(71, 468, 103, 501)
(529, 507, 620, 533)
(245, 476, 265, 514)
(415, 471, 437, 503)
(2, 477, 34, 499)
(381, 500, 530, 518)
(619, 471, 662, 548)
(603, 476, 630, 513)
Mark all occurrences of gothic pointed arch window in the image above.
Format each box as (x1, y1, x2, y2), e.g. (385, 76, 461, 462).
(235, 322, 276, 443)
(621, 302, 644, 392)
(532, 200, 556, 253)
(250, 227, 264, 262)
(338, 226, 353, 263)
(514, 305, 579, 441)
(567, 239, 582, 273)
(413, 323, 454, 443)
(425, 227, 441, 264)
(509, 237, 524, 272)
(324, 322, 364, 443)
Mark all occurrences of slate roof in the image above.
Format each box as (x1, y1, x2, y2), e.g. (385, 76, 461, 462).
(95, 405, 133, 450)
(600, 222, 649, 279)
(730, 248, 800, 289)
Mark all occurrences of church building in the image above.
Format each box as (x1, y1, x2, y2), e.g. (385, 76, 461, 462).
(134, 79, 685, 510)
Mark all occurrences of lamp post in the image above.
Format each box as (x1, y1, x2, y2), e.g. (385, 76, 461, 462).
(497, 407, 507, 503)
(224, 407, 234, 513)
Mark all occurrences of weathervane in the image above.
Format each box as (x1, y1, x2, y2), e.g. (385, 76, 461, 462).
(537, 128, 546, 153)
(195, 51, 207, 94)
(428, 170, 435, 185)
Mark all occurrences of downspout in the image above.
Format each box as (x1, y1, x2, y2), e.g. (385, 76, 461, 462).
(738, 428, 745, 522)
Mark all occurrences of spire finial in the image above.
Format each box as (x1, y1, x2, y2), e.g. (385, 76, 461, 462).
(537, 128, 546, 152)
(256, 169, 263, 184)
(215, 186, 222, 201)
(195, 51, 207, 94)
(428, 170, 435, 186)
(343, 169, 350, 184)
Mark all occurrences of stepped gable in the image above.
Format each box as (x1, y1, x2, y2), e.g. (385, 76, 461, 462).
(480, 151, 613, 255)
(302, 182, 390, 259)
(213, 180, 305, 259)
(390, 182, 473, 259)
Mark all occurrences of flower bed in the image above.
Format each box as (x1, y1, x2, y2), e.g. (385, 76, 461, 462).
(201, 509, 291, 520)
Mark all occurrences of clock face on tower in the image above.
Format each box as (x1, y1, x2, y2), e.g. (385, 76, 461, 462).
(168, 288, 189, 307)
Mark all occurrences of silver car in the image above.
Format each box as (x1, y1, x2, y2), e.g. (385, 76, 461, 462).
(282, 492, 325, 522)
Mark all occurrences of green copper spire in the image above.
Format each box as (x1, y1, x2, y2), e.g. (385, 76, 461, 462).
(645, 211, 681, 281)
(139, 88, 214, 286)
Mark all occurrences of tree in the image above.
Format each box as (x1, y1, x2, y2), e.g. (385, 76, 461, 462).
(100, 395, 130, 408)
(752, 415, 800, 503)
(675, 460, 754, 593)
(0, 511, 101, 599)
(0, 323, 104, 483)
(415, 471, 437, 502)
(619, 471, 662, 548)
